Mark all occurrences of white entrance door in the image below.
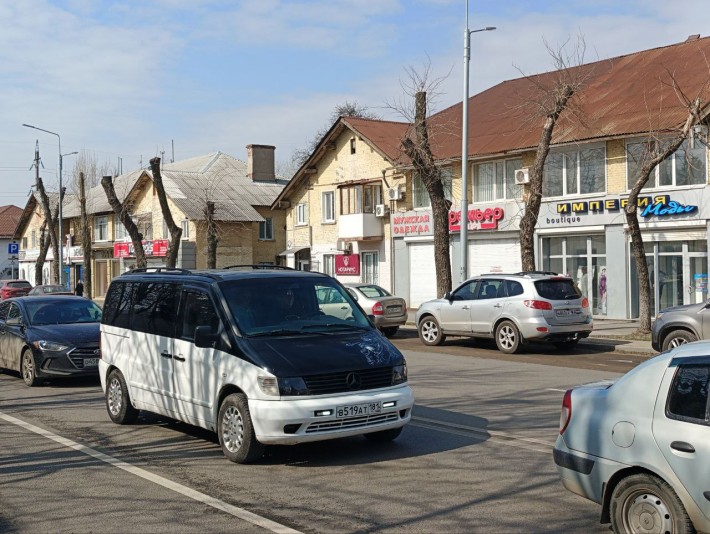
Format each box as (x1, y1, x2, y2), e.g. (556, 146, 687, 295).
(409, 243, 436, 308)
(469, 237, 521, 276)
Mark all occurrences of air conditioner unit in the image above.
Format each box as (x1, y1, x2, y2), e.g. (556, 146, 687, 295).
(336, 239, 352, 254)
(375, 204, 389, 218)
(387, 186, 403, 201)
(514, 168, 530, 185)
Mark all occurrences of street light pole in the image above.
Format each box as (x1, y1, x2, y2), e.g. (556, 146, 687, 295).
(460, 2, 495, 284)
(22, 124, 75, 287)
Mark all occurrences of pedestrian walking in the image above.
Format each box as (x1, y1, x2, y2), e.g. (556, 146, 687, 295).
(75, 280, 84, 297)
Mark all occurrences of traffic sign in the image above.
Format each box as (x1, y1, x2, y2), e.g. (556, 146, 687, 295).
(7, 242, 19, 255)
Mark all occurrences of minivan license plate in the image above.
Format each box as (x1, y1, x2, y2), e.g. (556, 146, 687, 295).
(83, 358, 99, 367)
(336, 402, 382, 418)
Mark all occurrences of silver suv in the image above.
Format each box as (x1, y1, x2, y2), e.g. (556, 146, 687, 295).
(651, 301, 710, 351)
(415, 272, 593, 353)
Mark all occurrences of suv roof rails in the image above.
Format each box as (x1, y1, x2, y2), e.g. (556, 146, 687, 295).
(513, 271, 564, 277)
(123, 267, 193, 275)
(222, 264, 295, 270)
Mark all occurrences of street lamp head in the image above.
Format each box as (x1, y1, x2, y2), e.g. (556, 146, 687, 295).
(485, 27, 496, 31)
(62, 151, 79, 157)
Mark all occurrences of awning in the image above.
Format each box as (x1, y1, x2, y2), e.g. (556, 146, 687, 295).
(278, 246, 310, 256)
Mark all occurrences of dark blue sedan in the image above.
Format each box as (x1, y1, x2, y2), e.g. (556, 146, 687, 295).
(0, 296, 102, 386)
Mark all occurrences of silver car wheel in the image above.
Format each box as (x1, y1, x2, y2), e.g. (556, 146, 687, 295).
(667, 337, 688, 348)
(421, 320, 439, 343)
(622, 489, 673, 534)
(221, 405, 245, 454)
(107, 377, 123, 416)
(498, 325, 516, 350)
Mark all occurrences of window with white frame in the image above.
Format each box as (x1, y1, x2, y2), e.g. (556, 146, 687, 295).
(259, 217, 273, 240)
(114, 215, 129, 241)
(362, 251, 379, 284)
(162, 220, 169, 240)
(323, 254, 335, 276)
(94, 216, 109, 241)
(474, 158, 523, 202)
(627, 139, 706, 190)
(322, 191, 335, 222)
(543, 146, 606, 197)
(31, 230, 36, 249)
(181, 219, 190, 239)
(296, 203, 308, 225)
(412, 168, 453, 208)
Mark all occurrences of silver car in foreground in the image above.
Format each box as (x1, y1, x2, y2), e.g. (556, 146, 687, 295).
(652, 301, 710, 352)
(415, 272, 593, 353)
(554, 343, 710, 534)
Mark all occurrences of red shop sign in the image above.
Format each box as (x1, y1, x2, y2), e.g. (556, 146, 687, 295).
(448, 207, 505, 232)
(113, 239, 169, 258)
(335, 253, 360, 276)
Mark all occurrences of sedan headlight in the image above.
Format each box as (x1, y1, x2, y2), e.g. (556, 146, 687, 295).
(392, 363, 408, 385)
(33, 340, 70, 352)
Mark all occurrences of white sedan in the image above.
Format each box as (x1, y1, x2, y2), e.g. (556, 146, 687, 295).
(554, 343, 710, 534)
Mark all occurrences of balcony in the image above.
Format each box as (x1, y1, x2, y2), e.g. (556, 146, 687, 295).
(338, 213, 383, 240)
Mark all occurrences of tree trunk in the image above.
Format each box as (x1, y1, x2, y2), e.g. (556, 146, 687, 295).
(35, 226, 50, 286)
(402, 91, 452, 298)
(101, 175, 148, 269)
(205, 201, 218, 269)
(150, 157, 182, 268)
(36, 177, 61, 284)
(79, 172, 93, 298)
(519, 86, 574, 271)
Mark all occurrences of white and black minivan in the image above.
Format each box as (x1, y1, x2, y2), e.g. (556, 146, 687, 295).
(99, 267, 414, 463)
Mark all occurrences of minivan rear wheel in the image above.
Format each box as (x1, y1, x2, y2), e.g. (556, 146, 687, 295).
(662, 329, 696, 351)
(495, 320, 521, 354)
(106, 369, 139, 424)
(418, 316, 446, 346)
(218, 393, 264, 464)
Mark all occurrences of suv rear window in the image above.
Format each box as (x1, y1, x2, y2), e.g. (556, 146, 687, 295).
(534, 279, 581, 300)
(8, 281, 31, 288)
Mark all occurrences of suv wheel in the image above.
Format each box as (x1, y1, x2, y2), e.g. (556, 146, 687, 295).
(495, 320, 521, 354)
(418, 316, 445, 346)
(662, 330, 696, 351)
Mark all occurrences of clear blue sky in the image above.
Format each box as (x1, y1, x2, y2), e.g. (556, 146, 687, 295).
(1, 0, 708, 205)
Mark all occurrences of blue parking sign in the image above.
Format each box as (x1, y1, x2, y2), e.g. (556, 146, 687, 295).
(8, 242, 19, 255)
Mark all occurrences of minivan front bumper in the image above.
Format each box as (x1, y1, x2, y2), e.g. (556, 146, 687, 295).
(249, 385, 415, 445)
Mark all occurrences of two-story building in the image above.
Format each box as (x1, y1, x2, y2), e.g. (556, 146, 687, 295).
(16, 145, 287, 297)
(0, 205, 22, 279)
(274, 35, 710, 320)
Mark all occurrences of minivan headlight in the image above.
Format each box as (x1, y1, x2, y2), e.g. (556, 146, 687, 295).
(33, 340, 70, 352)
(257, 376, 310, 396)
(392, 363, 407, 385)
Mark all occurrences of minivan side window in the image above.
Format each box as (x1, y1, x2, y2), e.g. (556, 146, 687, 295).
(132, 282, 181, 337)
(103, 281, 138, 329)
(667, 364, 709, 424)
(180, 291, 220, 341)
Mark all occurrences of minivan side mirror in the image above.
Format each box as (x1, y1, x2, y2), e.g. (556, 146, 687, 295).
(194, 326, 218, 349)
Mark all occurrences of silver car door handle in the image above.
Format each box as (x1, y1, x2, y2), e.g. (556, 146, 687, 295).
(461, 305, 469, 310)
(493, 304, 502, 308)
(670, 441, 695, 453)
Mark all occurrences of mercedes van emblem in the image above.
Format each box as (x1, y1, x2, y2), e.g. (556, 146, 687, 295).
(345, 372, 362, 390)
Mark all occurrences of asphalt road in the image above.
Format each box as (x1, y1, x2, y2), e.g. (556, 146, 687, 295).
(0, 339, 639, 533)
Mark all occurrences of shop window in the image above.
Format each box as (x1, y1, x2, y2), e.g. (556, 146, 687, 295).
(181, 220, 190, 240)
(296, 203, 308, 225)
(114, 215, 129, 241)
(94, 216, 109, 241)
(627, 139, 706, 190)
(323, 254, 335, 276)
(543, 146, 605, 197)
(412, 168, 453, 208)
(340, 184, 382, 215)
(362, 251, 379, 284)
(474, 158, 523, 202)
(322, 191, 335, 222)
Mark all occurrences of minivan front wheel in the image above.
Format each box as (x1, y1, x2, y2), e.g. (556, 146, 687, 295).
(106, 369, 139, 424)
(418, 316, 446, 346)
(495, 320, 521, 354)
(217, 393, 264, 464)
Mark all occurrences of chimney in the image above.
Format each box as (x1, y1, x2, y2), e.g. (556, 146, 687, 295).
(246, 144, 276, 182)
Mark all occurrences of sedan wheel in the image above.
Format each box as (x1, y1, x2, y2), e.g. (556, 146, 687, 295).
(495, 320, 521, 354)
(662, 330, 697, 352)
(21, 350, 42, 387)
(418, 316, 445, 346)
(611, 473, 693, 534)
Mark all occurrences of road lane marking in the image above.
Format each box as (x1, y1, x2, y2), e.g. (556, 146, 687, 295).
(411, 416, 554, 454)
(0, 410, 301, 534)
(545, 388, 567, 392)
(611, 359, 633, 363)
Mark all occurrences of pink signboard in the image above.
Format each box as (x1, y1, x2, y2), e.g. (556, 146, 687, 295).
(113, 239, 169, 258)
(335, 253, 360, 276)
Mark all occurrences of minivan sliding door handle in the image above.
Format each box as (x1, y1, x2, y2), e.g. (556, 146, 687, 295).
(173, 355, 186, 362)
(160, 351, 173, 359)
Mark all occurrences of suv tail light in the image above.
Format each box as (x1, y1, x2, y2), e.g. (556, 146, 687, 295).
(581, 297, 589, 309)
(559, 389, 572, 434)
(524, 300, 553, 310)
(372, 302, 384, 315)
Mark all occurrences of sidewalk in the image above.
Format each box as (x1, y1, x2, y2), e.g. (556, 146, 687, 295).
(405, 311, 654, 356)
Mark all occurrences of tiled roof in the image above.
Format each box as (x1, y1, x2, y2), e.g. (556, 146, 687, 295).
(0, 205, 22, 239)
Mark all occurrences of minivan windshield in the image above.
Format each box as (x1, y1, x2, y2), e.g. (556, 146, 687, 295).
(220, 278, 372, 336)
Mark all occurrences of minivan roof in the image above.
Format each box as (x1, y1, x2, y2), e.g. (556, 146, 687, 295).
(118, 266, 331, 283)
